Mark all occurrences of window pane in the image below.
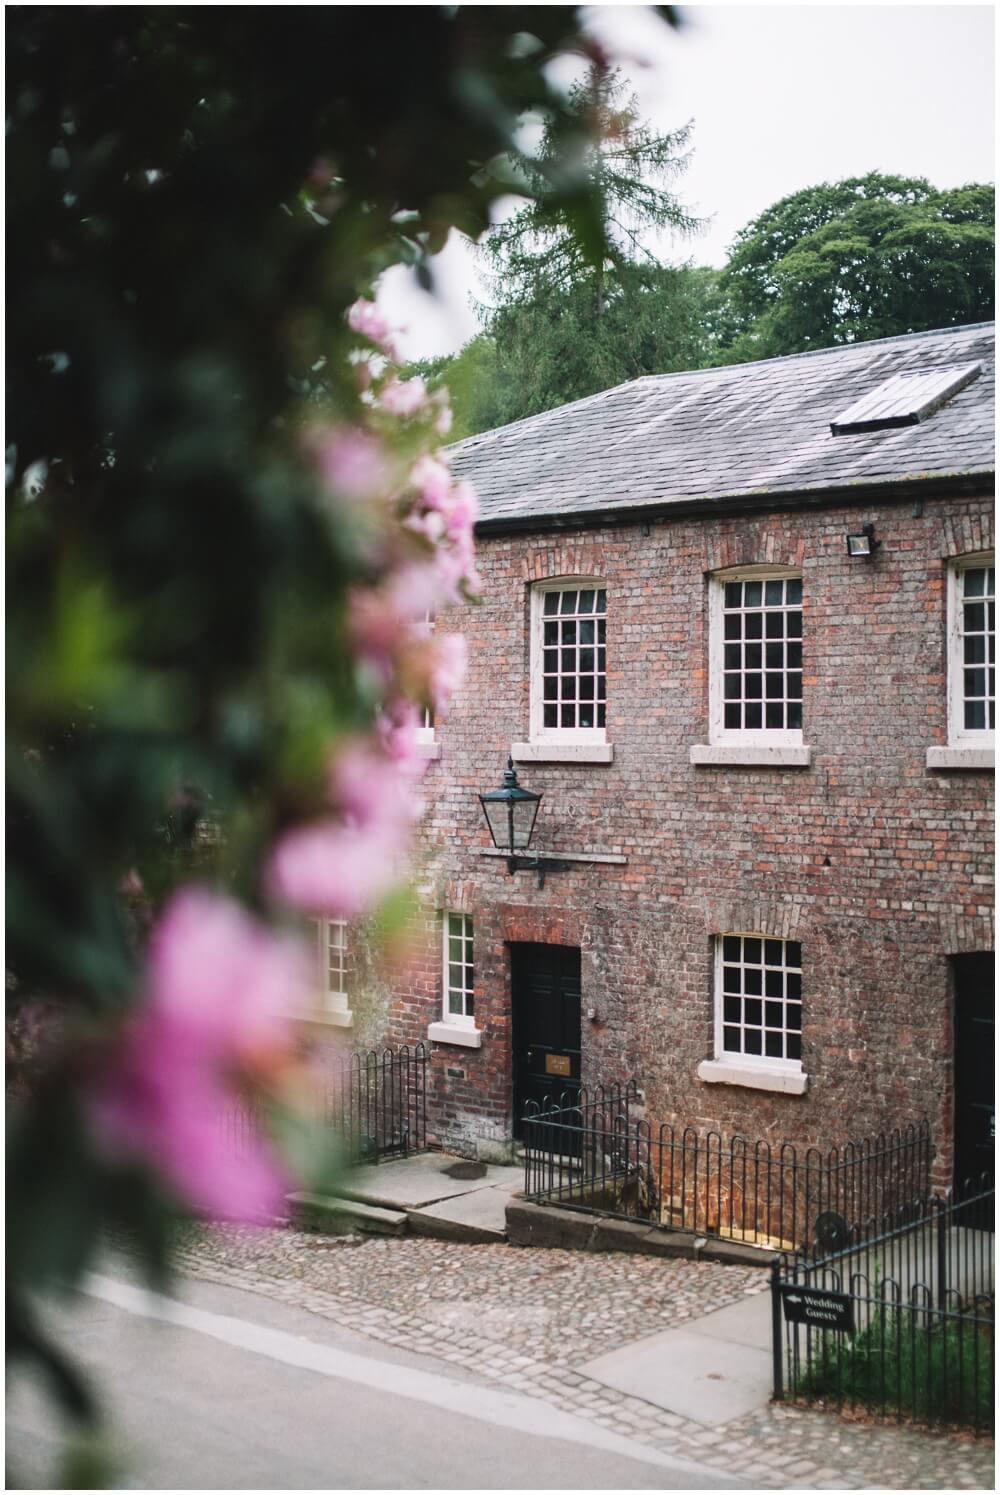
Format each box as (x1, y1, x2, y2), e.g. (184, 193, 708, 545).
(544, 704, 557, 727)
(765, 1031, 784, 1058)
(724, 996, 741, 1023)
(724, 582, 742, 609)
(725, 644, 742, 670)
(765, 970, 783, 998)
(724, 704, 741, 729)
(579, 675, 594, 699)
(764, 940, 783, 966)
(559, 590, 578, 614)
(723, 1026, 741, 1052)
(544, 621, 558, 645)
(743, 938, 761, 964)
(765, 701, 784, 728)
(787, 702, 802, 729)
(745, 642, 762, 669)
(744, 1029, 762, 1055)
(744, 967, 762, 996)
(561, 620, 576, 643)
(786, 578, 802, 605)
(579, 619, 595, 645)
(964, 602, 985, 632)
(543, 592, 559, 615)
(596, 590, 606, 612)
(764, 579, 784, 607)
(723, 936, 741, 962)
(786, 942, 802, 968)
(724, 613, 741, 640)
(579, 703, 595, 727)
(561, 704, 575, 726)
(744, 613, 762, 639)
(577, 589, 595, 612)
(596, 704, 606, 726)
(544, 676, 557, 700)
(965, 635, 986, 664)
(765, 611, 784, 639)
(745, 703, 763, 729)
(744, 998, 762, 1027)
(766, 642, 784, 669)
(787, 1033, 802, 1060)
(964, 568, 986, 598)
(786, 1003, 802, 1031)
(765, 1001, 783, 1027)
(787, 611, 802, 638)
(744, 581, 762, 607)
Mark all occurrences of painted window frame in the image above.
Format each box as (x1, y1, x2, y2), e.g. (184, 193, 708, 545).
(529, 578, 607, 745)
(712, 932, 803, 1072)
(947, 552, 995, 746)
(708, 565, 804, 747)
(312, 917, 352, 1025)
(441, 910, 475, 1027)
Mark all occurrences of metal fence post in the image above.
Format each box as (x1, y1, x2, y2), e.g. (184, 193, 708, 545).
(770, 1257, 784, 1401)
(935, 1194, 947, 1312)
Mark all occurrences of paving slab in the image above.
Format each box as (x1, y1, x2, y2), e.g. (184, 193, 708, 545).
(339, 1153, 524, 1211)
(580, 1327, 773, 1428)
(407, 1183, 516, 1243)
(685, 1290, 771, 1349)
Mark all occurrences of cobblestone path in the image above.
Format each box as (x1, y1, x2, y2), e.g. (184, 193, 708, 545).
(167, 1225, 994, 1491)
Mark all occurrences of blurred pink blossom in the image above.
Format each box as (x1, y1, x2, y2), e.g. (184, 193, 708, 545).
(316, 428, 389, 502)
(267, 820, 404, 918)
(347, 297, 395, 355)
(428, 633, 467, 717)
(410, 453, 451, 510)
(380, 376, 428, 417)
(87, 890, 308, 1220)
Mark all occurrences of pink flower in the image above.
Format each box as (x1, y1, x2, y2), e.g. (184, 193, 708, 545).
(379, 377, 428, 418)
(410, 453, 451, 511)
(347, 297, 392, 348)
(432, 390, 453, 437)
(87, 890, 309, 1221)
(316, 428, 389, 503)
(404, 509, 446, 545)
(267, 820, 404, 918)
(428, 632, 467, 718)
(444, 478, 479, 541)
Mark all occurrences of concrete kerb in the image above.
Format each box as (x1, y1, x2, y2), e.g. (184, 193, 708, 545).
(506, 1200, 773, 1270)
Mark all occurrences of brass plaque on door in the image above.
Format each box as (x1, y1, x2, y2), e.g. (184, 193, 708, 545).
(545, 1053, 571, 1077)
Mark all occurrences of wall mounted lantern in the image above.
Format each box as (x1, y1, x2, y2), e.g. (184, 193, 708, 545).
(846, 522, 882, 559)
(479, 758, 553, 885)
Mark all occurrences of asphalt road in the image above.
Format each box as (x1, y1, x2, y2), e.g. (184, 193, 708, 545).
(7, 1268, 744, 1490)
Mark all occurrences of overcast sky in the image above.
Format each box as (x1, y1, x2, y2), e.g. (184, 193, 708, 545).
(376, 3, 995, 361)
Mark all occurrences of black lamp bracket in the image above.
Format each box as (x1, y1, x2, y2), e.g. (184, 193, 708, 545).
(505, 854, 566, 890)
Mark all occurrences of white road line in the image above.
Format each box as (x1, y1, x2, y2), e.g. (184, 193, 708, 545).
(83, 1273, 739, 1486)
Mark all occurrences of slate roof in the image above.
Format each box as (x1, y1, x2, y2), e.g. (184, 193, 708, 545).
(449, 323, 995, 531)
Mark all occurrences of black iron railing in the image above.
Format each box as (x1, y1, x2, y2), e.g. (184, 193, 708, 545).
(330, 1042, 428, 1163)
(773, 1181, 994, 1434)
(523, 1088, 932, 1255)
(226, 1042, 428, 1168)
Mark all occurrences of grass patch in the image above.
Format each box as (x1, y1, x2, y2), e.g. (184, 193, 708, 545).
(795, 1302, 994, 1432)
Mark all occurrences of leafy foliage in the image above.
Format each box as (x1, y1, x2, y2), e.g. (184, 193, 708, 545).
(7, 8, 681, 1473)
(716, 172, 994, 360)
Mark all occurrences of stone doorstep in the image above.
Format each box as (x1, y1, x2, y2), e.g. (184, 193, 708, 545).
(288, 1192, 408, 1237)
(506, 1200, 774, 1269)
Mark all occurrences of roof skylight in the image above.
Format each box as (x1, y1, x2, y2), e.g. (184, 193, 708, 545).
(830, 362, 982, 436)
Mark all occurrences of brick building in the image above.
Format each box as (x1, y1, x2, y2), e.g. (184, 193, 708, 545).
(341, 323, 995, 1186)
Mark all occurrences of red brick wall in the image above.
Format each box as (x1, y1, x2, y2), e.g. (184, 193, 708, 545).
(377, 493, 994, 1169)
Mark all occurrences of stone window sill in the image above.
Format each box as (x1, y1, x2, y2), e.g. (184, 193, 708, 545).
(697, 1058, 808, 1095)
(512, 741, 614, 765)
(925, 745, 994, 771)
(290, 1008, 353, 1030)
(427, 1021, 483, 1049)
(690, 743, 812, 768)
(414, 739, 441, 761)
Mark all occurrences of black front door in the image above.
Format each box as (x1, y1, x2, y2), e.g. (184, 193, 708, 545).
(511, 943, 581, 1137)
(953, 952, 994, 1194)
